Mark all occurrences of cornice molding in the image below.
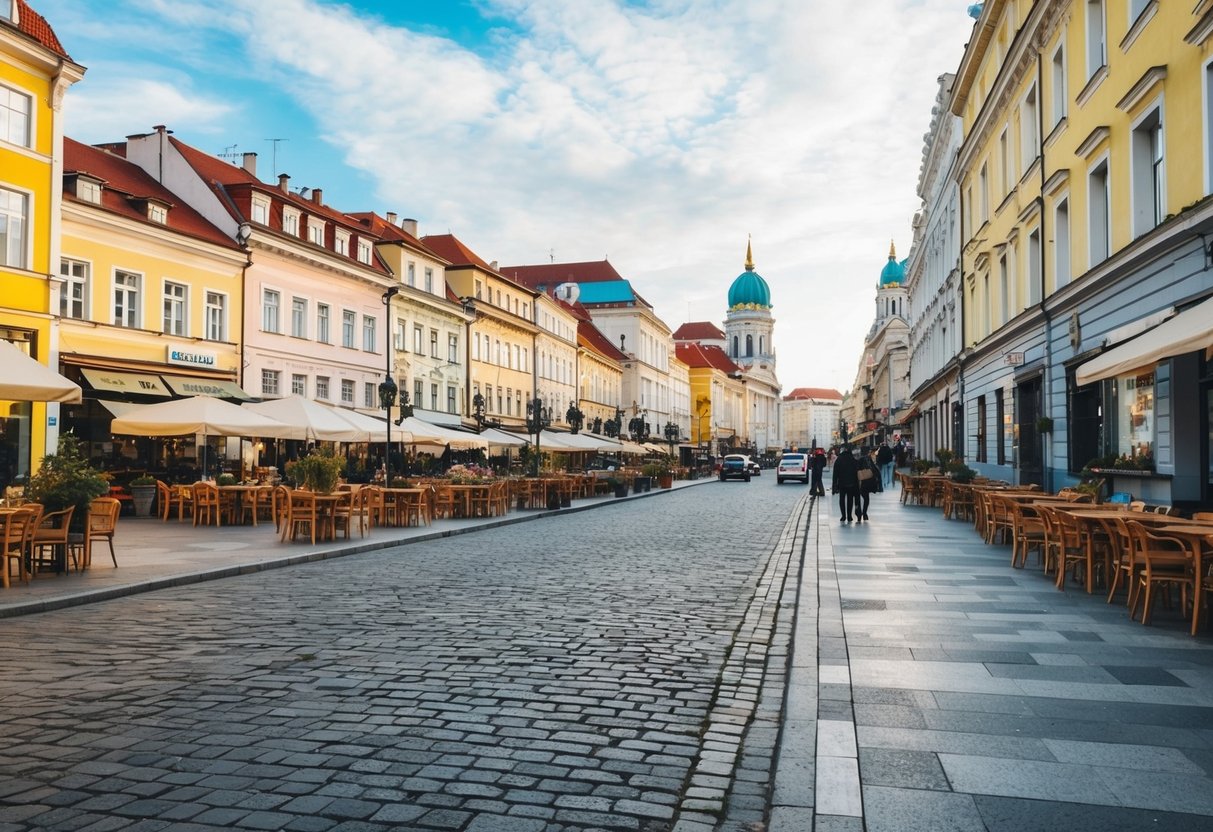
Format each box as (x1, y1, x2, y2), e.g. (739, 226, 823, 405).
(1043, 168, 1070, 197)
(1120, 1, 1159, 53)
(1185, 5, 1213, 45)
(1075, 125, 1111, 160)
(1075, 64, 1109, 109)
(1116, 65, 1167, 113)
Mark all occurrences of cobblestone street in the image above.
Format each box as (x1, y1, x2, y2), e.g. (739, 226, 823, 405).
(0, 478, 809, 832)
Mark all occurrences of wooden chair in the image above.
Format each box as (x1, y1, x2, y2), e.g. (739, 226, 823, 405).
(494, 480, 510, 516)
(469, 484, 494, 518)
(192, 482, 221, 526)
(157, 480, 187, 521)
(402, 489, 430, 527)
(1052, 509, 1091, 590)
(1124, 519, 1196, 627)
(74, 498, 120, 568)
(239, 487, 272, 527)
(283, 490, 319, 544)
(985, 494, 1014, 545)
(361, 486, 385, 528)
(1129, 500, 1147, 512)
(1009, 501, 1047, 569)
(1192, 512, 1213, 522)
(31, 505, 74, 574)
(332, 490, 357, 539)
(431, 485, 456, 519)
(1, 506, 38, 587)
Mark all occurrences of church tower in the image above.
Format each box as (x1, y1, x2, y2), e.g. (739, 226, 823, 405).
(724, 238, 776, 380)
(872, 239, 909, 335)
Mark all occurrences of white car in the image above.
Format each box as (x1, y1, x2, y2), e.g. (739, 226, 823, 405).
(777, 453, 809, 484)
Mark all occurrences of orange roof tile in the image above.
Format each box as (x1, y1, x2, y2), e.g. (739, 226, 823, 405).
(347, 211, 442, 259)
(10, 1, 71, 59)
(578, 320, 627, 362)
(675, 343, 739, 373)
(673, 322, 725, 341)
(785, 387, 843, 401)
(501, 259, 625, 288)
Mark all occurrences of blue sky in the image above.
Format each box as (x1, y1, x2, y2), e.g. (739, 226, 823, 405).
(36, 0, 976, 394)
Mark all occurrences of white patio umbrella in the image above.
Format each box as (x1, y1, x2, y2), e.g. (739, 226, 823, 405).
(478, 427, 527, 448)
(0, 340, 82, 403)
(397, 416, 488, 449)
(244, 395, 365, 442)
(323, 406, 396, 443)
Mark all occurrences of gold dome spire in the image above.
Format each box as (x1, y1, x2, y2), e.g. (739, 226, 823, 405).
(744, 236, 754, 271)
(888, 239, 897, 260)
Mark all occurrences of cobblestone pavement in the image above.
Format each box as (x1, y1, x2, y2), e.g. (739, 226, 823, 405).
(0, 477, 811, 832)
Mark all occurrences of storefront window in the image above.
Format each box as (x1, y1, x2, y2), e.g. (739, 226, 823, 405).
(1115, 369, 1154, 463)
(0, 335, 33, 491)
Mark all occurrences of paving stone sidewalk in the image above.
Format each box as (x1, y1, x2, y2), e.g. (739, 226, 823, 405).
(769, 484, 1213, 832)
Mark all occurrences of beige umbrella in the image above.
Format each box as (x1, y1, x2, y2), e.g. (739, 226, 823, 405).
(324, 405, 396, 443)
(110, 395, 293, 438)
(244, 395, 365, 442)
(397, 416, 488, 449)
(0, 341, 81, 403)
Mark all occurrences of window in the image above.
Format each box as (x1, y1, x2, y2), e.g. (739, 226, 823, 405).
(205, 291, 227, 341)
(448, 334, 459, 363)
(0, 186, 28, 268)
(316, 376, 330, 400)
(998, 254, 1009, 326)
(363, 316, 377, 351)
(282, 207, 300, 236)
(474, 279, 482, 299)
(316, 303, 330, 343)
(1114, 369, 1154, 461)
(1131, 107, 1164, 237)
(60, 259, 88, 319)
(364, 382, 376, 409)
(0, 83, 31, 147)
(334, 229, 349, 256)
(483, 334, 491, 362)
(307, 218, 325, 246)
(1068, 369, 1102, 472)
(976, 395, 987, 463)
(395, 318, 406, 351)
(415, 379, 424, 409)
(424, 267, 433, 293)
(521, 348, 528, 372)
(1027, 229, 1042, 306)
(1051, 45, 1067, 127)
(979, 163, 989, 223)
(1088, 158, 1110, 266)
(995, 388, 1006, 466)
(429, 329, 438, 358)
(251, 196, 270, 225)
(447, 386, 457, 414)
(357, 240, 372, 264)
(746, 334, 753, 356)
(999, 127, 1012, 196)
(1021, 85, 1039, 169)
(291, 297, 307, 338)
(147, 203, 168, 224)
(407, 262, 416, 287)
(513, 344, 520, 370)
(342, 310, 356, 348)
(163, 281, 187, 335)
(292, 373, 307, 396)
(262, 369, 280, 396)
(732, 336, 738, 357)
(1086, 0, 1106, 78)
(431, 383, 439, 411)
(473, 333, 480, 361)
(506, 388, 513, 415)
(340, 379, 355, 404)
(1129, 0, 1149, 22)
(262, 289, 280, 333)
(414, 324, 424, 354)
(114, 270, 141, 328)
(76, 178, 101, 204)
(1054, 197, 1071, 288)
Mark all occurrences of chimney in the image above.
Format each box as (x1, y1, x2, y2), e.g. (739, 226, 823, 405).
(311, 188, 322, 205)
(385, 211, 397, 226)
(489, 260, 498, 271)
(278, 173, 290, 192)
(400, 217, 418, 237)
(241, 152, 257, 175)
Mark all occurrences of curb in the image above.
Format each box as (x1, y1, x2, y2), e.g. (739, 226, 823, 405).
(0, 479, 715, 619)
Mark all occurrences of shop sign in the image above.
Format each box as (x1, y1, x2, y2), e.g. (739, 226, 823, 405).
(166, 344, 218, 369)
(161, 375, 251, 400)
(81, 368, 171, 396)
(1004, 352, 1025, 366)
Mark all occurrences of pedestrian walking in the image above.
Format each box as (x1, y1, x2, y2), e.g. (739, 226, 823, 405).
(810, 447, 827, 496)
(876, 440, 894, 487)
(831, 445, 860, 523)
(856, 450, 882, 521)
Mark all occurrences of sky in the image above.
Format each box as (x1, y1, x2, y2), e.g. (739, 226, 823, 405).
(35, 0, 977, 395)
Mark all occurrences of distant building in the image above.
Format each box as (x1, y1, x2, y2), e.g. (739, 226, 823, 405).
(846, 243, 910, 447)
(782, 387, 843, 451)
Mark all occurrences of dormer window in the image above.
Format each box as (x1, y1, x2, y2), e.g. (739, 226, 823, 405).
(357, 239, 372, 265)
(0, 1, 12, 23)
(282, 206, 300, 236)
(73, 176, 103, 205)
(334, 229, 349, 256)
(147, 202, 168, 224)
(307, 216, 325, 246)
(251, 194, 270, 225)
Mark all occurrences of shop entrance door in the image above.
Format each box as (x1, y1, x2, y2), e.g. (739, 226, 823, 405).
(1017, 376, 1044, 488)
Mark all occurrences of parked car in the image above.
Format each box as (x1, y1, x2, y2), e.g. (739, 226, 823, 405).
(719, 454, 751, 482)
(745, 457, 761, 476)
(776, 453, 809, 484)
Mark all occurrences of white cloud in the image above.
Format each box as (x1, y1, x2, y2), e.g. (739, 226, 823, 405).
(53, 0, 976, 395)
(62, 71, 236, 141)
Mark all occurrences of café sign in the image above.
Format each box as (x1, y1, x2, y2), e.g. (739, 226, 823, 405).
(166, 344, 218, 369)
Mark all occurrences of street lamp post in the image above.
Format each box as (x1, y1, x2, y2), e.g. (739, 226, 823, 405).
(663, 421, 679, 458)
(378, 286, 400, 480)
(565, 402, 584, 434)
(525, 396, 551, 476)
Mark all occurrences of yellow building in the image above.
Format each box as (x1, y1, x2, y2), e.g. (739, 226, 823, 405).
(949, 1, 1213, 500)
(56, 138, 248, 472)
(675, 342, 746, 455)
(0, 1, 83, 485)
(421, 233, 538, 430)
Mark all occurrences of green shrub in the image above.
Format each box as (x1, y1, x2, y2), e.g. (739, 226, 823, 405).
(26, 435, 110, 522)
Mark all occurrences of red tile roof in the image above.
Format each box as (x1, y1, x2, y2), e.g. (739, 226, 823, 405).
(10, 1, 71, 59)
(785, 387, 843, 401)
(673, 321, 725, 341)
(421, 233, 496, 272)
(500, 259, 625, 287)
(578, 320, 627, 363)
(63, 138, 239, 250)
(675, 343, 739, 373)
(347, 212, 441, 259)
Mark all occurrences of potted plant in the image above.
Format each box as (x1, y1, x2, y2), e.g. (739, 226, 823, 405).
(644, 459, 675, 488)
(947, 461, 977, 483)
(1035, 416, 1054, 434)
(129, 474, 157, 517)
(216, 473, 237, 487)
(290, 450, 343, 493)
(607, 477, 628, 498)
(26, 435, 110, 532)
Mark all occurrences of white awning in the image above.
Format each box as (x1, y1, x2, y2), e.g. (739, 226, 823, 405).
(81, 368, 171, 397)
(396, 416, 488, 449)
(0, 341, 82, 403)
(1076, 295, 1213, 386)
(478, 428, 527, 447)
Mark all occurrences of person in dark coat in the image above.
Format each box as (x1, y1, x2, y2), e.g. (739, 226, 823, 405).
(831, 445, 860, 522)
(810, 448, 827, 496)
(876, 440, 894, 487)
(856, 450, 883, 522)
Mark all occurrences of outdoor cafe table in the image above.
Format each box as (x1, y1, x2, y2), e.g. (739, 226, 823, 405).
(1155, 522, 1213, 636)
(1053, 507, 1130, 593)
(447, 483, 495, 518)
(379, 487, 429, 527)
(218, 484, 271, 526)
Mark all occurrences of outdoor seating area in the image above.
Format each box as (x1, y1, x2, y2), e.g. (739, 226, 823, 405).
(897, 471, 1213, 637)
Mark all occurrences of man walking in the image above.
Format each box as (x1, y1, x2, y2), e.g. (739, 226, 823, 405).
(876, 439, 894, 487)
(832, 445, 860, 523)
(810, 447, 827, 496)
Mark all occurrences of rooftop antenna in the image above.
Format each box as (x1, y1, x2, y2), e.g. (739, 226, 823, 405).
(266, 138, 288, 178)
(549, 248, 555, 263)
(217, 143, 241, 164)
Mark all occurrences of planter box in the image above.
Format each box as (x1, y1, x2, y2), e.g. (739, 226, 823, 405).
(613, 485, 628, 498)
(657, 474, 674, 489)
(131, 485, 156, 517)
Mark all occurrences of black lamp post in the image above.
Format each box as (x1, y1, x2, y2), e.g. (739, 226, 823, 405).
(566, 402, 584, 434)
(628, 409, 651, 443)
(664, 421, 679, 457)
(472, 391, 487, 432)
(603, 407, 623, 439)
(378, 286, 400, 479)
(591, 416, 603, 435)
(393, 389, 413, 426)
(526, 396, 551, 476)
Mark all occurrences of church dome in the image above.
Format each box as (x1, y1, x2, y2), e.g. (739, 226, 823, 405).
(880, 240, 905, 287)
(728, 240, 772, 309)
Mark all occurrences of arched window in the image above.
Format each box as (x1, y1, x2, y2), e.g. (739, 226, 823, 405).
(746, 334, 753, 356)
(732, 336, 738, 356)
(759, 336, 764, 355)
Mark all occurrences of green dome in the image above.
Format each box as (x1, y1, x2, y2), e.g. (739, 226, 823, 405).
(728, 239, 772, 309)
(880, 240, 905, 286)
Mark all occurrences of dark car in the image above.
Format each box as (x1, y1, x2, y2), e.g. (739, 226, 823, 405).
(719, 454, 751, 482)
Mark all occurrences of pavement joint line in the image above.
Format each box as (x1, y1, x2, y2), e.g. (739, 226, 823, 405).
(0, 478, 714, 620)
(673, 488, 812, 831)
